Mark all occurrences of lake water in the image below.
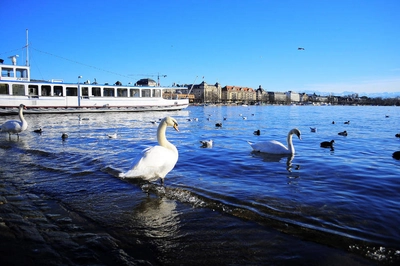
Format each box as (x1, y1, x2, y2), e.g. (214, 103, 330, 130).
(1, 105, 400, 265)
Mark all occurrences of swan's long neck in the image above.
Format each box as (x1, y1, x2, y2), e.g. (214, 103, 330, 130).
(287, 132, 295, 154)
(157, 121, 176, 151)
(19, 107, 28, 130)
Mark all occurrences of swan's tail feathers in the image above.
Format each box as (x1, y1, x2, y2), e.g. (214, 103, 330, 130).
(247, 141, 257, 151)
(100, 166, 125, 178)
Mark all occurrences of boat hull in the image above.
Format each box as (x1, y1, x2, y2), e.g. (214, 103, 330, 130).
(0, 97, 188, 115)
(0, 81, 189, 115)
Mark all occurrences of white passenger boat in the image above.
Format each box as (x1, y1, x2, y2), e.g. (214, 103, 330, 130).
(0, 35, 189, 115)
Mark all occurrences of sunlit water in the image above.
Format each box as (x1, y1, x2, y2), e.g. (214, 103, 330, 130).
(1, 105, 400, 265)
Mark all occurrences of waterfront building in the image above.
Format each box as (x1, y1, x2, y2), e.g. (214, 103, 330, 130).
(256, 85, 268, 103)
(188, 81, 222, 104)
(267, 91, 287, 104)
(286, 91, 300, 103)
(221, 85, 256, 104)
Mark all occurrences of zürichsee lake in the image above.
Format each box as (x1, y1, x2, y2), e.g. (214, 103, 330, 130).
(1, 105, 399, 265)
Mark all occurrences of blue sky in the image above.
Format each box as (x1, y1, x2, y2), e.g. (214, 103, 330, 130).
(1, 0, 399, 95)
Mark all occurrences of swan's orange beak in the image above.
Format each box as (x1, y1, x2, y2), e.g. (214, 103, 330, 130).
(173, 123, 179, 132)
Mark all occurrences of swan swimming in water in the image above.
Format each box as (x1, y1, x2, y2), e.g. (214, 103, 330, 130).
(119, 116, 179, 184)
(247, 128, 301, 154)
(1, 104, 28, 139)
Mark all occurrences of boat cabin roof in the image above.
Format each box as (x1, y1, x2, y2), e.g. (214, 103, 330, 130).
(0, 60, 30, 82)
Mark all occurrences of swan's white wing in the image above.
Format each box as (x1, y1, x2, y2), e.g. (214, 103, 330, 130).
(120, 145, 178, 180)
(1, 120, 23, 134)
(248, 140, 290, 154)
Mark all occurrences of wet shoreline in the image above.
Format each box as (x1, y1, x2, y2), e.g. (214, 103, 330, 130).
(0, 179, 154, 266)
(0, 178, 382, 266)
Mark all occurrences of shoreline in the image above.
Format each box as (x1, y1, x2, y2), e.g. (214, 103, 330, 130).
(0, 180, 153, 266)
(0, 179, 381, 266)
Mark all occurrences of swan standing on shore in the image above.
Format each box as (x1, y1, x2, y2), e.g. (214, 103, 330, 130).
(1, 104, 28, 139)
(119, 117, 179, 184)
(248, 128, 301, 154)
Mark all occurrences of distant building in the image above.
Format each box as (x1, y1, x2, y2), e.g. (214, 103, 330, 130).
(268, 91, 286, 104)
(286, 91, 300, 103)
(221, 85, 256, 104)
(135, 78, 157, 87)
(187, 81, 221, 103)
(299, 93, 309, 103)
(256, 85, 268, 103)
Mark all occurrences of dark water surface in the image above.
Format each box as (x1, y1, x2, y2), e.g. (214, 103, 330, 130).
(1, 105, 400, 265)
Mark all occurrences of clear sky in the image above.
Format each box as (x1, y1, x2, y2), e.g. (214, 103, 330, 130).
(1, 0, 399, 96)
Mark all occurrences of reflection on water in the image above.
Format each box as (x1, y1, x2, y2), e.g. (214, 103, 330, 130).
(250, 151, 296, 172)
(133, 196, 179, 238)
(130, 195, 181, 256)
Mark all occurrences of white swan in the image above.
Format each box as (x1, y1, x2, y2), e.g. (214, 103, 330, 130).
(1, 104, 28, 139)
(119, 117, 179, 184)
(247, 128, 301, 154)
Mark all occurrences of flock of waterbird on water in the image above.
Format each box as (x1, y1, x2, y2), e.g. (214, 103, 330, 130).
(1, 104, 400, 185)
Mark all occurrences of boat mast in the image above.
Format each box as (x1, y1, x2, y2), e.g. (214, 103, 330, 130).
(25, 29, 29, 66)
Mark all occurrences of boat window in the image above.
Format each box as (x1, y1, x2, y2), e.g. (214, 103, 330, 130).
(41, 85, 51, 96)
(117, 88, 128, 97)
(130, 88, 140, 97)
(142, 89, 151, 97)
(66, 87, 77, 96)
(1, 67, 14, 78)
(12, 84, 25, 95)
(92, 87, 101, 97)
(0, 84, 9, 94)
(82, 87, 89, 96)
(54, 86, 63, 96)
(28, 85, 39, 96)
(162, 90, 174, 99)
(104, 88, 115, 97)
(153, 89, 161, 97)
(16, 68, 28, 79)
